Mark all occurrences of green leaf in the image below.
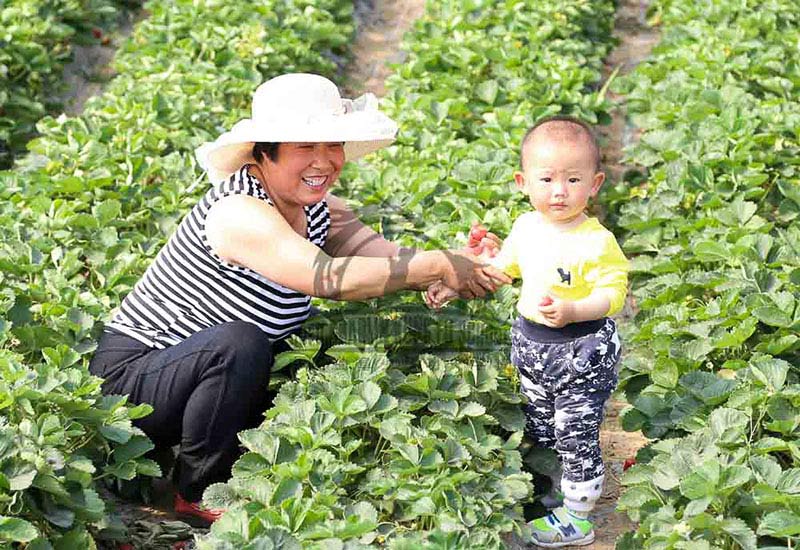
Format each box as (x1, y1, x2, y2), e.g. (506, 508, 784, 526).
(203, 483, 239, 509)
(753, 306, 792, 328)
(719, 465, 752, 492)
(360, 381, 381, 410)
(273, 351, 315, 373)
(776, 469, 800, 494)
(476, 80, 499, 104)
(5, 460, 37, 491)
(271, 479, 301, 506)
(709, 408, 748, 446)
(112, 435, 154, 463)
(721, 517, 756, 550)
(680, 460, 719, 499)
(0, 517, 38, 542)
(778, 180, 800, 207)
(757, 510, 800, 536)
(135, 458, 161, 477)
(651, 359, 679, 388)
(694, 241, 730, 263)
(456, 402, 486, 418)
(100, 420, 134, 444)
(680, 372, 736, 405)
(93, 199, 122, 225)
(750, 456, 782, 487)
(428, 399, 457, 417)
(683, 495, 712, 516)
(409, 496, 436, 516)
(750, 357, 789, 391)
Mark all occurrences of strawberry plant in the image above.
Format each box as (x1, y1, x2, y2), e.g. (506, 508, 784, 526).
(197, 350, 529, 548)
(0, 347, 157, 546)
(604, 0, 800, 547)
(0, 0, 355, 545)
(0, 0, 139, 169)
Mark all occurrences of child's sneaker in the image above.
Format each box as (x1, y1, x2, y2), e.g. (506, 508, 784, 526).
(530, 506, 594, 547)
(539, 488, 564, 510)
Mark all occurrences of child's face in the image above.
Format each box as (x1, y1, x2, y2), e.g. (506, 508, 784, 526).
(514, 137, 605, 225)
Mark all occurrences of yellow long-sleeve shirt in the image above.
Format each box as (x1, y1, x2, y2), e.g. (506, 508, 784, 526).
(491, 212, 629, 325)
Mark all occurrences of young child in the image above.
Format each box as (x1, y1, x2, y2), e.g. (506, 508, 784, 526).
(427, 116, 629, 547)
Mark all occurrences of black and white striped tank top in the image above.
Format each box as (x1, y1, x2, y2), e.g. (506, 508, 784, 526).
(107, 165, 330, 349)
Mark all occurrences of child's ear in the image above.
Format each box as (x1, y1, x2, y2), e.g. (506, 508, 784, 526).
(513, 171, 526, 190)
(589, 171, 606, 197)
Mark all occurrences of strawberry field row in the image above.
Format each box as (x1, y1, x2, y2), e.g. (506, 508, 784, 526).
(0, 0, 138, 169)
(0, 0, 353, 546)
(198, 0, 619, 548)
(607, 1, 800, 548)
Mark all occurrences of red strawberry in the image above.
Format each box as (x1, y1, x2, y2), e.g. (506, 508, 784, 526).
(539, 296, 553, 307)
(92, 28, 102, 39)
(623, 458, 636, 471)
(469, 224, 487, 245)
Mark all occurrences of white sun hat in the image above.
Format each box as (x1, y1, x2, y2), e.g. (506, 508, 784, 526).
(195, 73, 398, 182)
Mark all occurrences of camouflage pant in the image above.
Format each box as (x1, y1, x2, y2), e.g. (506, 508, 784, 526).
(511, 317, 620, 483)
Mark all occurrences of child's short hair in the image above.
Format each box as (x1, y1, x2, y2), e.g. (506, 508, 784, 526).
(520, 115, 600, 171)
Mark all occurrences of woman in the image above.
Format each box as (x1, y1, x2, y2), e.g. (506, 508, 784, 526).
(89, 73, 509, 525)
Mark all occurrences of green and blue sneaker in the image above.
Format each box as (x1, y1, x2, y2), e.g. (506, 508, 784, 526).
(530, 506, 594, 547)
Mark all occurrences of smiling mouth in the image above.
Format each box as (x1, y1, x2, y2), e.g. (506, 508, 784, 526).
(302, 175, 328, 189)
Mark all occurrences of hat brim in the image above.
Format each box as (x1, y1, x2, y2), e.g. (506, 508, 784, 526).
(196, 108, 398, 182)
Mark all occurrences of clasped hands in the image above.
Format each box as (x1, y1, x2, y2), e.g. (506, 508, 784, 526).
(425, 222, 506, 307)
(424, 223, 578, 329)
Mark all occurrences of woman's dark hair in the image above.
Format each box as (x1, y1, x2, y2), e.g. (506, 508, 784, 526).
(252, 142, 280, 163)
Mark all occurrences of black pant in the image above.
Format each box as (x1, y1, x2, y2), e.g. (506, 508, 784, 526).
(89, 321, 276, 501)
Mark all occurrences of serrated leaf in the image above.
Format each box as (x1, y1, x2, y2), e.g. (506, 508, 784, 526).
(709, 408, 748, 446)
(112, 435, 154, 463)
(753, 306, 792, 328)
(721, 517, 756, 550)
(0, 517, 38, 542)
(456, 402, 485, 418)
(476, 80, 499, 104)
(360, 381, 381, 410)
(776, 469, 800, 494)
(750, 456, 782, 487)
(694, 241, 730, 263)
(271, 479, 301, 506)
(203, 483, 239, 509)
(750, 357, 789, 391)
(684, 495, 712, 517)
(757, 510, 800, 536)
(680, 460, 719, 499)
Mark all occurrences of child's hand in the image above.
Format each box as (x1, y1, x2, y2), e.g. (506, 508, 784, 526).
(424, 281, 459, 309)
(537, 295, 576, 328)
(466, 222, 501, 259)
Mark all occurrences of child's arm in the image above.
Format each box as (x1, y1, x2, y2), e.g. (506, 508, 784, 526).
(423, 280, 459, 309)
(536, 292, 613, 328)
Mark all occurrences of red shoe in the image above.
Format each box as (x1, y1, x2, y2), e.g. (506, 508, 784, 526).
(173, 493, 225, 527)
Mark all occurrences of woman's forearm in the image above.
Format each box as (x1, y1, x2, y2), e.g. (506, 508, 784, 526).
(316, 250, 445, 300)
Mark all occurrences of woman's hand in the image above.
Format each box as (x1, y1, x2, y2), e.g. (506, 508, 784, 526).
(439, 249, 511, 299)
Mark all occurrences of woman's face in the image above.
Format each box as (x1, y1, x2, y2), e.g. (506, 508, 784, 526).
(260, 142, 345, 206)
